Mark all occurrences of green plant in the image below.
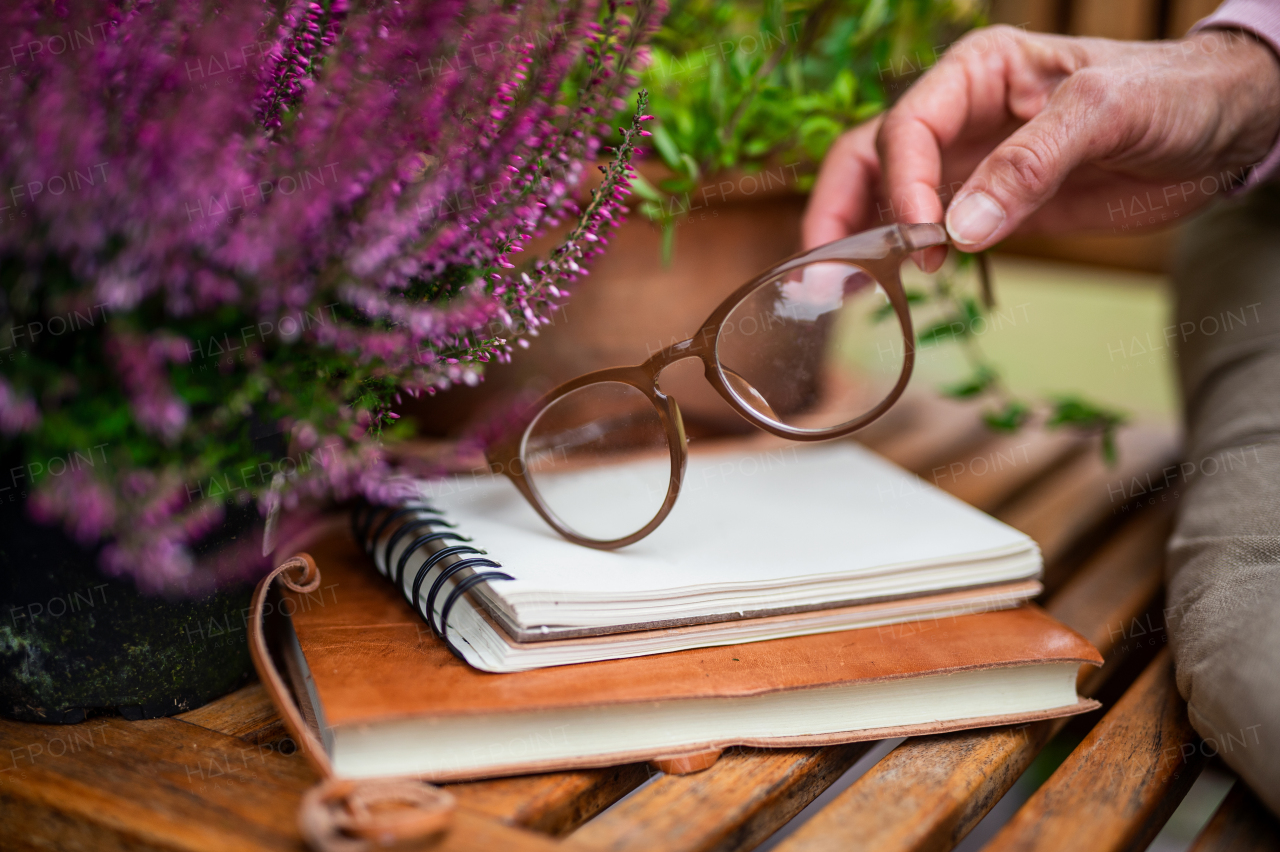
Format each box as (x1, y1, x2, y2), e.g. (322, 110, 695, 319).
(876, 253, 1128, 463)
(619, 0, 981, 260)
(619, 0, 1128, 458)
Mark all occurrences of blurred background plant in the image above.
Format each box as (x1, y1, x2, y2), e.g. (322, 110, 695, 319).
(618, 0, 983, 261)
(880, 254, 1129, 461)
(603, 0, 1126, 456)
(0, 0, 661, 593)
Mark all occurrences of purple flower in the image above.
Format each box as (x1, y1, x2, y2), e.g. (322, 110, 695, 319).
(0, 0, 663, 593)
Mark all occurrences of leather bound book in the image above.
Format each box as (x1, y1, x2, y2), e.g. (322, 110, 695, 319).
(274, 527, 1102, 782)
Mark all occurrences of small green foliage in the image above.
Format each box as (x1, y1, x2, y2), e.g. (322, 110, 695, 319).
(916, 314, 970, 346)
(905, 253, 1128, 463)
(618, 0, 983, 261)
(983, 400, 1031, 432)
(1046, 395, 1127, 465)
(942, 364, 997, 399)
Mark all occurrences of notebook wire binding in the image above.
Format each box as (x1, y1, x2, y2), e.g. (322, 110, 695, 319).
(351, 502, 513, 661)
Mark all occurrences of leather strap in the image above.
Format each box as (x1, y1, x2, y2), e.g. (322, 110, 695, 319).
(248, 553, 456, 851)
(248, 554, 333, 779)
(299, 778, 454, 852)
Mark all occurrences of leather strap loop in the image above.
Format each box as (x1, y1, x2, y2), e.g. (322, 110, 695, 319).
(249, 552, 456, 852)
(247, 554, 332, 780)
(299, 777, 454, 852)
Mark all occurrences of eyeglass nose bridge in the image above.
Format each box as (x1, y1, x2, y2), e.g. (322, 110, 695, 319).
(638, 326, 718, 379)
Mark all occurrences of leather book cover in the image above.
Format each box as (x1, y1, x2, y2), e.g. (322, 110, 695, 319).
(282, 528, 1102, 747)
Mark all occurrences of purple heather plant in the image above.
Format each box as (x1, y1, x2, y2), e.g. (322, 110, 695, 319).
(0, 0, 662, 594)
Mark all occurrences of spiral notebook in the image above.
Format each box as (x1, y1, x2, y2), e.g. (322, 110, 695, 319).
(356, 441, 1043, 672)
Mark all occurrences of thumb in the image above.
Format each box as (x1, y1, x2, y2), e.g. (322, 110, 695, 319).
(945, 73, 1120, 250)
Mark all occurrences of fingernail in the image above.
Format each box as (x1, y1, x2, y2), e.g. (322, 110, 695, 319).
(946, 192, 1005, 246)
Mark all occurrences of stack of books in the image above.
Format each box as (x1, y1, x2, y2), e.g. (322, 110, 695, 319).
(273, 441, 1100, 781)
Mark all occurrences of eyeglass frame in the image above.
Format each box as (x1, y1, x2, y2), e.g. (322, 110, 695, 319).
(486, 221, 986, 550)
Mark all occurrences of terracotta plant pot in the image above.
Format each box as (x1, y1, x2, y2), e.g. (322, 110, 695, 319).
(412, 162, 809, 437)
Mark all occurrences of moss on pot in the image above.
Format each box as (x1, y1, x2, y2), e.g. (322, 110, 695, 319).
(0, 499, 256, 724)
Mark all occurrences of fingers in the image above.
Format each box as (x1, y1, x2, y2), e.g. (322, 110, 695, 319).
(876, 32, 1010, 271)
(946, 68, 1126, 250)
(875, 26, 1089, 267)
(801, 118, 882, 250)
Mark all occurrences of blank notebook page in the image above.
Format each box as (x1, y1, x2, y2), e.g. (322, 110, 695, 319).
(423, 441, 1039, 629)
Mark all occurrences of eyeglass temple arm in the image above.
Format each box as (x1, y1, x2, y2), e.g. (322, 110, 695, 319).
(900, 223, 994, 310)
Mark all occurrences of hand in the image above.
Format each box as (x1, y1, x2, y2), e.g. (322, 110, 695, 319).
(802, 26, 1280, 269)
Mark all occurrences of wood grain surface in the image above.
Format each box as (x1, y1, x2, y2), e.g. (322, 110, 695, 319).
(569, 744, 874, 852)
(983, 651, 1203, 852)
(176, 682, 287, 743)
(5, 416, 1253, 852)
(997, 425, 1177, 584)
(449, 764, 651, 836)
(770, 503, 1174, 852)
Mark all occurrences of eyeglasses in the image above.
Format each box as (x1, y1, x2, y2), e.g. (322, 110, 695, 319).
(486, 222, 989, 549)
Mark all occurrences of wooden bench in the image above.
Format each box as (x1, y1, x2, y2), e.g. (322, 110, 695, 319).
(2, 395, 1278, 852)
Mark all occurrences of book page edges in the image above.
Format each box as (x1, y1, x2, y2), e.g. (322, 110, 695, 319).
(330, 698, 1100, 783)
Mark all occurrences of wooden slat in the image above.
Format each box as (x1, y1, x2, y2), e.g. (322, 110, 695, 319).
(780, 724, 1063, 852)
(862, 395, 991, 478)
(984, 651, 1204, 852)
(569, 744, 874, 852)
(932, 428, 1085, 513)
(0, 712, 591, 852)
(771, 505, 1172, 852)
(0, 715, 312, 852)
(1047, 506, 1173, 696)
(871, 411, 990, 479)
(996, 424, 1177, 577)
(449, 764, 650, 836)
(176, 683, 286, 744)
(1188, 783, 1280, 852)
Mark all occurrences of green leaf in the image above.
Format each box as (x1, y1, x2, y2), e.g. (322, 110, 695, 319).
(649, 124, 683, 171)
(853, 101, 884, 122)
(1045, 395, 1127, 430)
(678, 153, 701, 184)
(983, 400, 1031, 433)
(917, 314, 969, 345)
(1045, 395, 1128, 464)
(942, 365, 998, 399)
(628, 173, 664, 203)
(1101, 427, 1119, 466)
(660, 221, 676, 267)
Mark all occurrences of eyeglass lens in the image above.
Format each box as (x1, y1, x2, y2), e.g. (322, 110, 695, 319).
(522, 381, 673, 542)
(716, 261, 907, 432)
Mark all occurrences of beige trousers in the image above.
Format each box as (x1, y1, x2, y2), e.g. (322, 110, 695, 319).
(1168, 181, 1280, 815)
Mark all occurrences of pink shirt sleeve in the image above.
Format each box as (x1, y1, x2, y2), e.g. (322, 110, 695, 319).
(1191, 0, 1280, 188)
